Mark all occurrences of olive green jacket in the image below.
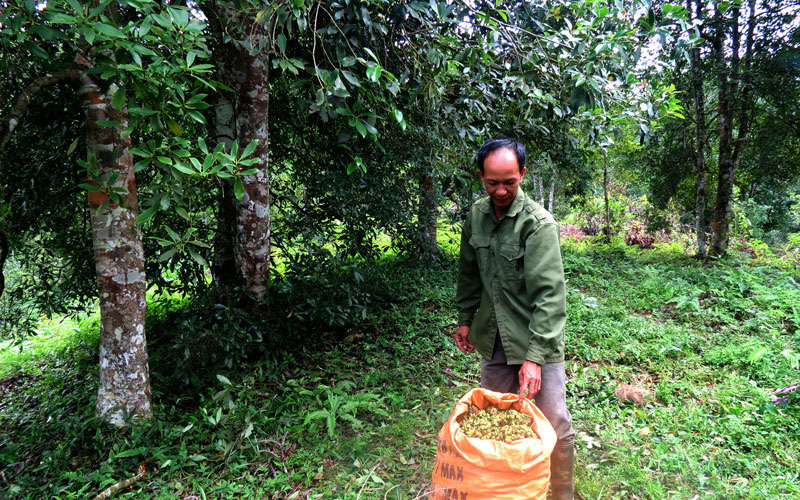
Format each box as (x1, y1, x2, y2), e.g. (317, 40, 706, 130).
(456, 189, 566, 365)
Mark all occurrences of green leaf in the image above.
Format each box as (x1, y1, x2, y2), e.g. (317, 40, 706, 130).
(355, 120, 367, 138)
(216, 374, 232, 386)
(95, 120, 123, 127)
(165, 226, 180, 241)
(158, 248, 178, 262)
(362, 120, 377, 135)
(366, 65, 381, 82)
(67, 139, 79, 156)
(234, 176, 244, 201)
(136, 204, 159, 224)
(341, 70, 360, 87)
(748, 346, 769, 364)
(241, 139, 258, 159)
(393, 109, 403, 123)
(78, 183, 104, 193)
(276, 33, 287, 54)
(114, 448, 145, 459)
(166, 119, 183, 136)
(129, 107, 159, 116)
(172, 162, 195, 175)
(347, 156, 364, 175)
(92, 22, 126, 39)
(129, 147, 150, 157)
(152, 13, 172, 28)
(186, 110, 205, 124)
(47, 13, 76, 24)
(112, 86, 126, 111)
(188, 247, 208, 267)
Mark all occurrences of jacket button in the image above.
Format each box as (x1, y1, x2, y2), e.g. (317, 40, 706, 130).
(494, 298, 500, 304)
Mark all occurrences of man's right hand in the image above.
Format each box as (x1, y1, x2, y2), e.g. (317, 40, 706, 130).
(454, 326, 475, 354)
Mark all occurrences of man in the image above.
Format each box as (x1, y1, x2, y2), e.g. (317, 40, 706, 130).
(454, 137, 575, 499)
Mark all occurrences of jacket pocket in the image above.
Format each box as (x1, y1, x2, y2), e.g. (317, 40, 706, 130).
(469, 235, 491, 271)
(500, 243, 524, 280)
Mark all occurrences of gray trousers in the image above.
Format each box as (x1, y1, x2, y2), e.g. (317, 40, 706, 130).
(480, 334, 575, 440)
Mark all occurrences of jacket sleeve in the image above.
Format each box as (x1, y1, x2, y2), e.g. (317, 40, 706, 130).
(456, 210, 482, 327)
(523, 222, 567, 365)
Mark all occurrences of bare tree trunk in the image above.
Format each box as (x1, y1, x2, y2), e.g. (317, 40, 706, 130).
(536, 175, 545, 206)
(0, 229, 7, 298)
(548, 180, 555, 213)
(419, 171, 438, 251)
(82, 77, 151, 426)
(233, 24, 271, 301)
(690, 0, 707, 258)
(202, 2, 271, 300)
(603, 156, 610, 243)
(710, 3, 736, 255)
(710, 0, 756, 255)
(210, 80, 237, 288)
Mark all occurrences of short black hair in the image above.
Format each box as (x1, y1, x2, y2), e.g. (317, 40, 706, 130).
(476, 137, 526, 173)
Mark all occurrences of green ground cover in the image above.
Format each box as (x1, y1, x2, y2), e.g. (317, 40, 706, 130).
(1, 238, 799, 499)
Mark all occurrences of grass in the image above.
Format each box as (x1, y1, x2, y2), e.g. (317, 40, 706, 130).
(1, 236, 799, 499)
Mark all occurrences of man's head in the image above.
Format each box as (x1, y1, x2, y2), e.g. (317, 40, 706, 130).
(477, 137, 526, 174)
(477, 137, 527, 213)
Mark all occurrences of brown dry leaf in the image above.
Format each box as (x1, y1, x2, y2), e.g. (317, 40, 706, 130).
(614, 383, 652, 406)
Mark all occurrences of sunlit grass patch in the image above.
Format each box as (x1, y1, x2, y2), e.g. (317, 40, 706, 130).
(0, 313, 99, 379)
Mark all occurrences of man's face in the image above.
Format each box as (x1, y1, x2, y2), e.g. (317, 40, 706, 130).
(479, 148, 526, 212)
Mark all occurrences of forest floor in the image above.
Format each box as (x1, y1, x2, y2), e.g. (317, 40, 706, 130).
(1, 237, 799, 499)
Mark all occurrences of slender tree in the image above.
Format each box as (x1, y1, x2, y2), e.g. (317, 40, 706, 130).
(708, 0, 757, 254)
(1, 0, 219, 424)
(688, 0, 708, 257)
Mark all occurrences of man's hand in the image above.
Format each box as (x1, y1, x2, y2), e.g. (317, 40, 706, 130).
(454, 326, 475, 354)
(518, 360, 542, 400)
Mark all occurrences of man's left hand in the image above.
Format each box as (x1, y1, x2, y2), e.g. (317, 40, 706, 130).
(518, 360, 542, 400)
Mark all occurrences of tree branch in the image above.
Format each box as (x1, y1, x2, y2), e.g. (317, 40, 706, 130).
(91, 464, 147, 500)
(0, 69, 79, 166)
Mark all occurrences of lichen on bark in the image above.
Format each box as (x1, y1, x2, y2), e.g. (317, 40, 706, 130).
(82, 77, 152, 426)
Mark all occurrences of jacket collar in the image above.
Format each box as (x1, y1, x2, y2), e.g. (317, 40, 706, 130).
(479, 189, 527, 218)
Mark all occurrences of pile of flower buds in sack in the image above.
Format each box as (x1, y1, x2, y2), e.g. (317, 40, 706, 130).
(458, 405, 537, 442)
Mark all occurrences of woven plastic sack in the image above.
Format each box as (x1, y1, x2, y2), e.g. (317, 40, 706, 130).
(430, 388, 557, 500)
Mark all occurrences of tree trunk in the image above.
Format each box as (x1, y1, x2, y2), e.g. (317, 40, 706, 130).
(548, 179, 555, 213)
(709, 3, 736, 255)
(536, 175, 545, 206)
(419, 172, 438, 251)
(82, 77, 151, 426)
(202, 2, 271, 300)
(710, 0, 755, 255)
(603, 156, 610, 243)
(210, 86, 237, 288)
(690, 0, 707, 258)
(232, 23, 271, 302)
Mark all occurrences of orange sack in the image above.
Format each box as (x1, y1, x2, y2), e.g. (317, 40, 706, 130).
(430, 388, 557, 500)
